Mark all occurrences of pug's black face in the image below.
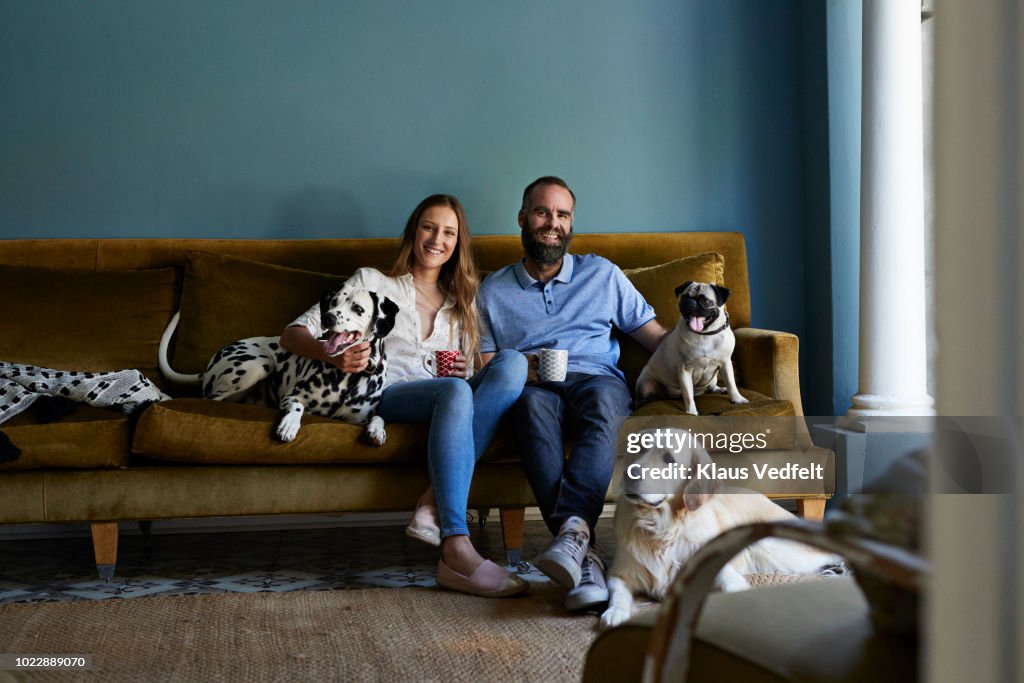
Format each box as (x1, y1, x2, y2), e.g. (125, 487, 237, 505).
(674, 282, 730, 334)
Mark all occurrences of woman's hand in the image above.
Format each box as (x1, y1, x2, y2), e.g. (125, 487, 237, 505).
(448, 356, 471, 379)
(333, 342, 371, 373)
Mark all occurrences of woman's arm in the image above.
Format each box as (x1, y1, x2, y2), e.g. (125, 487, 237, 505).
(280, 324, 371, 373)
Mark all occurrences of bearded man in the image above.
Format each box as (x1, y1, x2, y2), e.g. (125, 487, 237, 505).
(477, 176, 667, 612)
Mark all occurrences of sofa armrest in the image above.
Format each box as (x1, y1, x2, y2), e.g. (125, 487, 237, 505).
(733, 327, 803, 416)
(642, 519, 929, 683)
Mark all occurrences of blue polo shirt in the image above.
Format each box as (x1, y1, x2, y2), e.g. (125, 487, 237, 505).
(478, 253, 655, 381)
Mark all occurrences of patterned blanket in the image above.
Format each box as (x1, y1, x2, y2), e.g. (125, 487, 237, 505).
(0, 361, 170, 426)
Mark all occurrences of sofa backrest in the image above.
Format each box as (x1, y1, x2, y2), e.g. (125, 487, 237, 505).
(0, 233, 750, 389)
(0, 232, 751, 326)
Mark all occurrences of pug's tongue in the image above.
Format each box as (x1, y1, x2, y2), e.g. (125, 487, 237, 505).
(323, 331, 358, 356)
(687, 316, 706, 333)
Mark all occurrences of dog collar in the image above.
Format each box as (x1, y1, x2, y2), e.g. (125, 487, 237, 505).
(693, 311, 730, 336)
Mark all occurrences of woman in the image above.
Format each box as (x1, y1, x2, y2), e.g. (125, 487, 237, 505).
(280, 194, 528, 597)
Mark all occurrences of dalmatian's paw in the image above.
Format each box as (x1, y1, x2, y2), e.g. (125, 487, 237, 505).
(276, 411, 303, 442)
(366, 416, 387, 447)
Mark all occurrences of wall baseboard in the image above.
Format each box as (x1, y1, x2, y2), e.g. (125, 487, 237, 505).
(0, 505, 617, 541)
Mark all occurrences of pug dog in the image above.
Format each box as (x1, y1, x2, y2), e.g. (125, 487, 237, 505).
(635, 281, 748, 415)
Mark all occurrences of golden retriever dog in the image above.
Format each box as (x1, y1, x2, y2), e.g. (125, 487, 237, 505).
(600, 432, 844, 629)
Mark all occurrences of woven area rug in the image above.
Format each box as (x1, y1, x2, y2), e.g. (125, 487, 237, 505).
(0, 574, 821, 682)
(0, 583, 604, 682)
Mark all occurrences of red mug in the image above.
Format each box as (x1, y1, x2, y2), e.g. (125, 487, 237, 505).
(423, 350, 460, 378)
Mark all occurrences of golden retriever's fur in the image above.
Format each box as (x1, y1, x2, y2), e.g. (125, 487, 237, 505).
(600, 435, 843, 629)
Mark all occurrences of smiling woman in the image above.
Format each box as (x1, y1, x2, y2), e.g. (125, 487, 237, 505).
(279, 194, 530, 599)
(387, 195, 480, 357)
(412, 205, 459, 274)
(410, 205, 459, 338)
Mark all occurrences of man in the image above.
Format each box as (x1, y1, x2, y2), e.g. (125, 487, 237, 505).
(477, 176, 667, 611)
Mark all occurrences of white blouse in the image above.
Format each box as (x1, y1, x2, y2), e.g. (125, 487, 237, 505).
(289, 267, 466, 387)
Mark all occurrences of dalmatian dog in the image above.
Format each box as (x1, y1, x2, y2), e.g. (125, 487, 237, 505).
(159, 282, 399, 445)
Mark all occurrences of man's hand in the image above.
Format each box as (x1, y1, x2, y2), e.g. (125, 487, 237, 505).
(335, 342, 371, 373)
(524, 353, 540, 384)
(483, 350, 540, 382)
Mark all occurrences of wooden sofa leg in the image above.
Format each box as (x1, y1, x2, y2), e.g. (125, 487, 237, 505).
(499, 506, 526, 568)
(796, 498, 826, 521)
(91, 522, 119, 582)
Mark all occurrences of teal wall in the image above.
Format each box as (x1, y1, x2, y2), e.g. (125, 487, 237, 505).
(799, 0, 862, 417)
(799, 0, 832, 417)
(825, 0, 862, 416)
(0, 1, 857, 415)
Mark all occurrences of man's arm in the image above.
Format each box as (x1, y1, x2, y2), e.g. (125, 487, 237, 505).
(629, 319, 670, 354)
(478, 350, 540, 383)
(475, 287, 498, 371)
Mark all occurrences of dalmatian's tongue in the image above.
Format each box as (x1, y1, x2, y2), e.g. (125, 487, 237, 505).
(323, 331, 360, 356)
(687, 316, 706, 333)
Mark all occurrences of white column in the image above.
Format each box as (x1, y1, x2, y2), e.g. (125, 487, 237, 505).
(848, 0, 934, 417)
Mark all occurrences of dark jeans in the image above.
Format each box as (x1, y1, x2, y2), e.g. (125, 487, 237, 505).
(514, 372, 632, 540)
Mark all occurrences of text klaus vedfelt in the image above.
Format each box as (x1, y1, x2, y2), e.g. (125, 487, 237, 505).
(624, 428, 824, 482)
(627, 460, 824, 482)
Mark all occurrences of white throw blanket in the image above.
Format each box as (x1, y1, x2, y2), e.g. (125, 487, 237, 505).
(0, 361, 170, 426)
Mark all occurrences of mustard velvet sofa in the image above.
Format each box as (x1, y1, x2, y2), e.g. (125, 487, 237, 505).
(0, 233, 833, 578)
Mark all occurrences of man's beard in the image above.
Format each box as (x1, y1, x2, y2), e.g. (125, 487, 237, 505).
(522, 227, 572, 266)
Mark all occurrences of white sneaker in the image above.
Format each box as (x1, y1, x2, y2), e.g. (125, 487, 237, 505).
(565, 548, 608, 611)
(534, 516, 590, 588)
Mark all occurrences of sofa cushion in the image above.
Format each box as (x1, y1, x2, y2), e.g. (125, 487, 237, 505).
(632, 391, 794, 419)
(172, 252, 346, 374)
(131, 398, 520, 465)
(0, 264, 178, 380)
(0, 404, 133, 470)
(624, 252, 726, 328)
(617, 252, 726, 391)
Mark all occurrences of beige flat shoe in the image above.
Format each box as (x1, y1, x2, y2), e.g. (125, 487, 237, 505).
(436, 558, 529, 598)
(405, 503, 441, 546)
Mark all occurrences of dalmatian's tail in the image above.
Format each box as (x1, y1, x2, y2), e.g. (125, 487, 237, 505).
(158, 312, 203, 386)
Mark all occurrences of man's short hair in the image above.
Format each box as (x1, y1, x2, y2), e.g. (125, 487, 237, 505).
(521, 176, 576, 211)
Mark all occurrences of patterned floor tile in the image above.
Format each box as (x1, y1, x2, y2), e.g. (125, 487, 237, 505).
(60, 577, 180, 600)
(204, 571, 326, 593)
(353, 564, 438, 588)
(0, 580, 33, 603)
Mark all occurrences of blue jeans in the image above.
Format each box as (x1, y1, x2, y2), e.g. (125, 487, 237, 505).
(375, 349, 527, 538)
(514, 373, 632, 540)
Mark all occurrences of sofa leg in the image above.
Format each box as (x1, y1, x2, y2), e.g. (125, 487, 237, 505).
(90, 522, 119, 582)
(499, 506, 526, 568)
(796, 498, 826, 521)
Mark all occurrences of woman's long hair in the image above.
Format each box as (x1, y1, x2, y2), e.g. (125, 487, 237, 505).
(387, 194, 480, 359)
